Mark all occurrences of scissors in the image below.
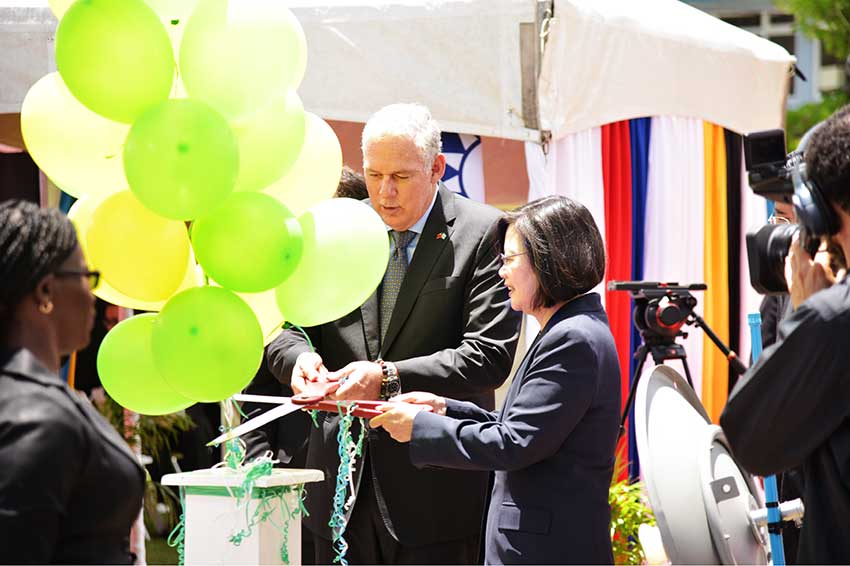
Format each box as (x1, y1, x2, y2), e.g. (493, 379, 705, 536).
(207, 380, 386, 446)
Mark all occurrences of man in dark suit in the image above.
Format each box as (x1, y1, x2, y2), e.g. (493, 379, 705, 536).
(266, 103, 521, 564)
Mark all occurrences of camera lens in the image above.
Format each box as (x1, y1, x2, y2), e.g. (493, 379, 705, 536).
(746, 223, 798, 294)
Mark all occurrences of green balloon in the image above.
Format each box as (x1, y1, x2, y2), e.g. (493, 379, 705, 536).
(192, 192, 303, 293)
(98, 314, 195, 415)
(55, 0, 174, 124)
(232, 90, 306, 192)
(152, 287, 263, 402)
(275, 199, 390, 327)
(179, 0, 307, 119)
(124, 99, 239, 220)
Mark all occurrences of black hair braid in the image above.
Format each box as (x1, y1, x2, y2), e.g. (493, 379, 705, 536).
(0, 200, 78, 318)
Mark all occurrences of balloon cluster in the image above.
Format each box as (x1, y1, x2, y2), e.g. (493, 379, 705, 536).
(23, 0, 390, 414)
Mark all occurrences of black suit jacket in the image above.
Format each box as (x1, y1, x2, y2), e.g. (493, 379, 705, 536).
(410, 294, 621, 564)
(267, 185, 521, 544)
(0, 349, 145, 564)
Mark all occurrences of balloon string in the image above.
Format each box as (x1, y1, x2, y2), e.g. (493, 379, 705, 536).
(283, 322, 322, 424)
(284, 321, 315, 353)
(228, 456, 275, 545)
(221, 399, 245, 469)
(328, 403, 367, 565)
(166, 486, 187, 566)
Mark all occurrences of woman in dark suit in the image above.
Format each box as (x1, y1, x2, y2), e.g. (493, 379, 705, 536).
(371, 196, 621, 564)
(0, 200, 145, 564)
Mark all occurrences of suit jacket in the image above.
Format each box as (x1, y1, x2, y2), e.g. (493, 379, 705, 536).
(721, 277, 850, 564)
(410, 294, 621, 564)
(241, 352, 310, 466)
(267, 185, 521, 545)
(0, 349, 145, 564)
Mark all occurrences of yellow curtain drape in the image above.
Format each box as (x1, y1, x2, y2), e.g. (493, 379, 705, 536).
(702, 122, 730, 423)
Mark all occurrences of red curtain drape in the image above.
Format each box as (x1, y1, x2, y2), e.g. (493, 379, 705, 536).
(601, 121, 633, 474)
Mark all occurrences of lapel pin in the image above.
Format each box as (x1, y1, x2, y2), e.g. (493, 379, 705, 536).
(436, 232, 447, 240)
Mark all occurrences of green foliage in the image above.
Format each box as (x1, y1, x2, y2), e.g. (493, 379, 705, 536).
(778, 0, 850, 61)
(786, 90, 850, 150)
(609, 477, 657, 565)
(144, 478, 181, 536)
(93, 390, 195, 459)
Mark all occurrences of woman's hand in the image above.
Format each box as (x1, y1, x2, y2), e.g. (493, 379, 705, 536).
(392, 391, 447, 416)
(369, 402, 431, 443)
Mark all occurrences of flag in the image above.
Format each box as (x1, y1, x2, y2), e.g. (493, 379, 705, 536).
(441, 132, 485, 202)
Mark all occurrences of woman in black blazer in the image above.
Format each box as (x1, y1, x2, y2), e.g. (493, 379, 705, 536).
(371, 196, 621, 564)
(0, 200, 145, 564)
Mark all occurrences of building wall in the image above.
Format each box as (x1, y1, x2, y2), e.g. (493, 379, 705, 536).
(327, 119, 529, 210)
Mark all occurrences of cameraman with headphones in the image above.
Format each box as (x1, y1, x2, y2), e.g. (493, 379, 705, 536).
(721, 107, 850, 563)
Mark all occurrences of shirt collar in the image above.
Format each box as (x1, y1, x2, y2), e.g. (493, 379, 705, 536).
(380, 186, 439, 235)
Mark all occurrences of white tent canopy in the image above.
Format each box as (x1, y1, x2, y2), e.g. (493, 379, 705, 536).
(291, 0, 541, 141)
(0, 0, 794, 140)
(539, 0, 795, 137)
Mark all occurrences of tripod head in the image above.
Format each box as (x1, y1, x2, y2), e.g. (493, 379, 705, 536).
(608, 281, 707, 344)
(610, 281, 746, 437)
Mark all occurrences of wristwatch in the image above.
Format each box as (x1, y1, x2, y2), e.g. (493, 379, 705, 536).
(378, 360, 401, 400)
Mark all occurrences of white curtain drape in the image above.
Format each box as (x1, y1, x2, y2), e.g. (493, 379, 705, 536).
(641, 116, 706, 397)
(523, 128, 606, 347)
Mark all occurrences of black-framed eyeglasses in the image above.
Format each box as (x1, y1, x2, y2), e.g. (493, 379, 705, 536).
(499, 252, 527, 265)
(54, 270, 101, 290)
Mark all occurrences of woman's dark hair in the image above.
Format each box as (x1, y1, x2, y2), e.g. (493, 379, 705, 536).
(0, 199, 78, 320)
(497, 195, 605, 309)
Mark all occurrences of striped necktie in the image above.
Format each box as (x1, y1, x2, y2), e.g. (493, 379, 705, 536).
(380, 230, 415, 340)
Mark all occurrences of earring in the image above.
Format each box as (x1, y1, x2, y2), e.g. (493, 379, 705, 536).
(39, 300, 54, 315)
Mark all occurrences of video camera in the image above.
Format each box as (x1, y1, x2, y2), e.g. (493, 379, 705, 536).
(743, 128, 800, 204)
(743, 125, 838, 294)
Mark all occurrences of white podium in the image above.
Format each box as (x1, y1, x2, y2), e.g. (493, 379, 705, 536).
(162, 468, 324, 565)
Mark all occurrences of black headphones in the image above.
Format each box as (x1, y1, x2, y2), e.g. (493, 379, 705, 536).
(792, 162, 840, 237)
(791, 122, 840, 238)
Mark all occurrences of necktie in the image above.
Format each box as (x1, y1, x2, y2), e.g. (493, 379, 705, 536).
(380, 230, 415, 340)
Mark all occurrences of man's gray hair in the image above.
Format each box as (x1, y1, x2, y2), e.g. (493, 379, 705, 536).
(361, 103, 442, 167)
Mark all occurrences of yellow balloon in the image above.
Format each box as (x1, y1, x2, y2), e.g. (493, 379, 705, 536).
(70, 197, 201, 310)
(218, 284, 285, 345)
(21, 73, 129, 200)
(50, 0, 201, 27)
(96, 255, 199, 311)
(86, 191, 191, 302)
(145, 0, 201, 33)
(232, 90, 306, 193)
(292, 14, 308, 89)
(275, 198, 389, 327)
(145, 0, 201, 68)
(48, 0, 76, 20)
(263, 113, 342, 215)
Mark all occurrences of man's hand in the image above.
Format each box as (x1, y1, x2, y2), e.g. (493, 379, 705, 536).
(786, 234, 835, 309)
(392, 391, 447, 416)
(291, 352, 330, 395)
(328, 361, 383, 400)
(369, 402, 430, 443)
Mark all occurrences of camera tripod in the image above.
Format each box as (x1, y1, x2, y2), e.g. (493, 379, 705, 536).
(611, 282, 749, 437)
